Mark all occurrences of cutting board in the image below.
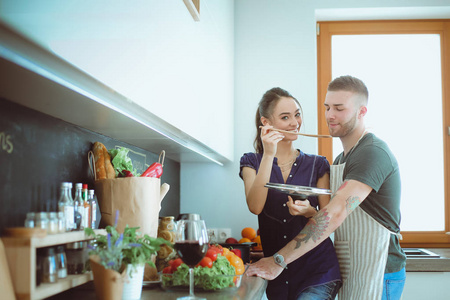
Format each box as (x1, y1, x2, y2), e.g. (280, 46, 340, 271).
(0, 239, 16, 300)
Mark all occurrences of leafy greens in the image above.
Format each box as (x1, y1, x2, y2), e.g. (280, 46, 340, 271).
(162, 255, 238, 291)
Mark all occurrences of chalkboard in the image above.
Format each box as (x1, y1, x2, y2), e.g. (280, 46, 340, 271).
(0, 98, 180, 234)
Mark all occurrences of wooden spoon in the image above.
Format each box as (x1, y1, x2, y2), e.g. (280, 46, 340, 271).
(259, 126, 332, 138)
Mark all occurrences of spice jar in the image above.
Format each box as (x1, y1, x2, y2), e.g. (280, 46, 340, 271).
(66, 242, 87, 274)
(57, 212, 66, 233)
(24, 212, 35, 228)
(48, 212, 59, 234)
(35, 212, 49, 232)
(42, 247, 57, 283)
(56, 245, 67, 279)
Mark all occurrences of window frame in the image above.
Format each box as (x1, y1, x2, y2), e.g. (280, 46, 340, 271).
(316, 19, 450, 248)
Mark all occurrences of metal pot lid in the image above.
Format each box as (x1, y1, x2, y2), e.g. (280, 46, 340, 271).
(177, 213, 202, 221)
(265, 183, 332, 198)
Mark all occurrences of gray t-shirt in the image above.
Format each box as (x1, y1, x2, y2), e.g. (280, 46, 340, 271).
(334, 133, 406, 273)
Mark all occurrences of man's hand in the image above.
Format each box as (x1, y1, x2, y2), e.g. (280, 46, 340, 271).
(245, 257, 284, 280)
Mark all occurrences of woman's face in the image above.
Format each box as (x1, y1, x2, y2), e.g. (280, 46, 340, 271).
(265, 97, 302, 141)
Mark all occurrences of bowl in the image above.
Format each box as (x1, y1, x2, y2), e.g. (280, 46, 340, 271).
(220, 242, 256, 264)
(160, 272, 243, 292)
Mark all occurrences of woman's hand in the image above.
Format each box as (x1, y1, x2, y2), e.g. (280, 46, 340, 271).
(260, 125, 284, 157)
(287, 196, 317, 218)
(246, 256, 284, 280)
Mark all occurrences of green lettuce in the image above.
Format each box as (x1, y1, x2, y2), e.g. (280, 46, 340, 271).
(109, 147, 138, 177)
(162, 255, 237, 291)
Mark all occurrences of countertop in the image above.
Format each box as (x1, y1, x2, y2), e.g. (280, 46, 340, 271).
(47, 273, 267, 300)
(406, 248, 450, 272)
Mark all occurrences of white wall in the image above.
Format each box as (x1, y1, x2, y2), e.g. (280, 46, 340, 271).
(0, 0, 234, 160)
(184, 0, 450, 241)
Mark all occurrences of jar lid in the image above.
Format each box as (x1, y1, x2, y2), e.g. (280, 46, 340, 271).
(45, 247, 55, 255)
(66, 242, 85, 249)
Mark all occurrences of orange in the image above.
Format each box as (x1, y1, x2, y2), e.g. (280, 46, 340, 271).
(252, 235, 262, 251)
(241, 227, 257, 240)
(239, 238, 252, 243)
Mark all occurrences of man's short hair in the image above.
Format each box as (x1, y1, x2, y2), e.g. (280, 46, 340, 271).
(328, 75, 368, 105)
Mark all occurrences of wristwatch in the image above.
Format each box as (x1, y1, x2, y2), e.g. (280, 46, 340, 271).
(273, 252, 287, 269)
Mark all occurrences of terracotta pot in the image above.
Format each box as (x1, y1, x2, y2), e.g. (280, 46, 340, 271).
(90, 256, 126, 300)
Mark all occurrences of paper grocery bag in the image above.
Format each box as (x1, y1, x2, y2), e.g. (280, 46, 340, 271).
(94, 177, 162, 239)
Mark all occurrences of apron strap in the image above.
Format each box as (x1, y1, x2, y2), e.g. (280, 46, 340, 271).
(308, 156, 317, 187)
(390, 231, 403, 240)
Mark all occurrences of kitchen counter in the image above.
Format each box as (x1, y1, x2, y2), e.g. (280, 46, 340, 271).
(48, 273, 267, 300)
(406, 248, 450, 272)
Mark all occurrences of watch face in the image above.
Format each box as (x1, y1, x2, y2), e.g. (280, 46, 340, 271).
(275, 255, 282, 263)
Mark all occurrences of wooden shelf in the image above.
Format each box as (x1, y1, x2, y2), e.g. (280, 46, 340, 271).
(34, 273, 92, 300)
(2, 229, 104, 300)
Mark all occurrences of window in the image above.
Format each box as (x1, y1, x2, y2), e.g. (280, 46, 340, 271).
(317, 20, 450, 247)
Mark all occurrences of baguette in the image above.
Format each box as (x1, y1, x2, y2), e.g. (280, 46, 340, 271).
(93, 142, 107, 180)
(103, 147, 116, 179)
(93, 142, 116, 180)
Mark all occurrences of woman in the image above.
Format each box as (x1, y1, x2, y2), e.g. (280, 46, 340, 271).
(239, 87, 341, 300)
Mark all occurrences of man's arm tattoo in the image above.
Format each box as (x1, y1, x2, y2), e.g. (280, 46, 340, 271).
(293, 208, 330, 249)
(346, 196, 361, 215)
(329, 181, 348, 202)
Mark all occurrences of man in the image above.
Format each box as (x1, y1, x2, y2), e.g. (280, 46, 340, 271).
(246, 75, 406, 300)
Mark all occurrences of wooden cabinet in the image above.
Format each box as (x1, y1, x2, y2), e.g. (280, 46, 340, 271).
(2, 230, 104, 300)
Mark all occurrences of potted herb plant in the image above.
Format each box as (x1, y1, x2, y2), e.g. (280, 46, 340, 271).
(85, 211, 171, 300)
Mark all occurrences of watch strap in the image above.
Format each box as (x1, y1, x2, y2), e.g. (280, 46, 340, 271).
(273, 252, 287, 269)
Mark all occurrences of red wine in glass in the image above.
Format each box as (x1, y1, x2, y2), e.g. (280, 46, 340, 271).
(175, 241, 208, 267)
(175, 219, 208, 300)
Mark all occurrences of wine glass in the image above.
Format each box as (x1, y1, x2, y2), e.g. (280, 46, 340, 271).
(174, 219, 208, 300)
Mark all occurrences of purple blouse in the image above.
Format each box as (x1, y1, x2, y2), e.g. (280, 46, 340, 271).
(240, 150, 341, 299)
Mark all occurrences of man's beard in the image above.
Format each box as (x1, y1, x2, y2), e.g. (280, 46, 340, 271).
(328, 113, 357, 138)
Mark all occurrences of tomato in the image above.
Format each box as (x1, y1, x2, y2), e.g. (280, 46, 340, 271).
(162, 266, 173, 274)
(197, 257, 213, 268)
(206, 248, 218, 262)
(169, 258, 183, 271)
(209, 244, 223, 255)
(231, 249, 242, 258)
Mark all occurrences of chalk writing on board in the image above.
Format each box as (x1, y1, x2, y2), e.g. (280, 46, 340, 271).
(0, 132, 13, 154)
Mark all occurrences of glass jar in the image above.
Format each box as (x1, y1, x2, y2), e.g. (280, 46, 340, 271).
(47, 212, 59, 234)
(56, 245, 67, 279)
(42, 247, 57, 283)
(35, 212, 49, 232)
(66, 242, 87, 274)
(57, 212, 66, 233)
(156, 216, 177, 271)
(24, 212, 35, 228)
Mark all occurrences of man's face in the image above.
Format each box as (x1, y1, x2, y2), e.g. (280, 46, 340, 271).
(324, 90, 360, 138)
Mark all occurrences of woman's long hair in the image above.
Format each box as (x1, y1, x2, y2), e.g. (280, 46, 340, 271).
(253, 87, 302, 153)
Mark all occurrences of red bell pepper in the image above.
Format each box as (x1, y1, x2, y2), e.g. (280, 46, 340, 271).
(231, 248, 242, 258)
(141, 162, 163, 178)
